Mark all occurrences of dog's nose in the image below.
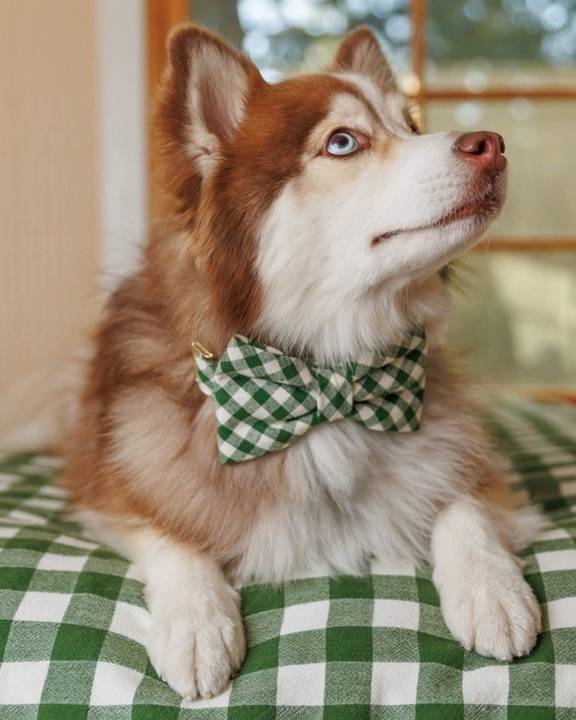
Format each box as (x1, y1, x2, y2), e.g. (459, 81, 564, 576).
(452, 131, 507, 171)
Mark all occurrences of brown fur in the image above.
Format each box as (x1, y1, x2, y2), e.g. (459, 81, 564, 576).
(61, 268, 288, 561)
(62, 25, 364, 554)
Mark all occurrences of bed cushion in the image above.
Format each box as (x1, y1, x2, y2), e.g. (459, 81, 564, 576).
(0, 397, 575, 719)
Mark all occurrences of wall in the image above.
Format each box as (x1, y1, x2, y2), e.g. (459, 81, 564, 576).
(0, 0, 101, 395)
(0, 0, 147, 398)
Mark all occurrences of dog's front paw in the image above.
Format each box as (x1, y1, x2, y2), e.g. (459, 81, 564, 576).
(146, 585, 245, 699)
(436, 563, 541, 661)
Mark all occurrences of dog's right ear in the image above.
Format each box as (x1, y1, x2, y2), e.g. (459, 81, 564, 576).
(157, 24, 264, 178)
(331, 26, 398, 95)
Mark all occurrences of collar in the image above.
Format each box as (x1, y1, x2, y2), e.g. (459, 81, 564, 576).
(192, 329, 427, 464)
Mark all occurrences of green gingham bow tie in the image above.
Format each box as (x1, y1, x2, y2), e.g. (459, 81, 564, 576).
(193, 329, 427, 464)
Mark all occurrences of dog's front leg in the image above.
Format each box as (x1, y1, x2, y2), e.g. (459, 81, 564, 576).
(431, 498, 541, 660)
(135, 531, 245, 699)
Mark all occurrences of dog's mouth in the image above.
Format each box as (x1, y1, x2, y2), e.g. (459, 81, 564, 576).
(373, 194, 502, 244)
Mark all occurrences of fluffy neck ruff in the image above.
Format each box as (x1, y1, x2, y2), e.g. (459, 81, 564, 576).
(254, 271, 451, 366)
(159, 231, 451, 371)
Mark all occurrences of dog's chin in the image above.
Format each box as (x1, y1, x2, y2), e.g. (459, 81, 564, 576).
(430, 204, 499, 255)
(374, 203, 502, 283)
(418, 213, 491, 269)
(374, 191, 504, 247)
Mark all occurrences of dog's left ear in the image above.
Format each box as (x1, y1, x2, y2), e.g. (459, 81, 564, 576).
(331, 26, 398, 94)
(152, 24, 266, 223)
(156, 24, 265, 178)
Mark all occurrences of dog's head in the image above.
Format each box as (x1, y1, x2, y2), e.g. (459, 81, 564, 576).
(155, 25, 506, 360)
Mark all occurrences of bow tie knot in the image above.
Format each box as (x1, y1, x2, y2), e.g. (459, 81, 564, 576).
(194, 330, 427, 464)
(314, 370, 354, 423)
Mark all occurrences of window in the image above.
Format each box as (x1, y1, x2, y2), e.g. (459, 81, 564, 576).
(149, 0, 576, 391)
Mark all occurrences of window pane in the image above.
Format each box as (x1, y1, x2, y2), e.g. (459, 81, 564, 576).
(190, 0, 245, 49)
(427, 0, 576, 89)
(186, 2, 576, 388)
(192, 0, 413, 82)
(450, 253, 576, 386)
(427, 101, 576, 238)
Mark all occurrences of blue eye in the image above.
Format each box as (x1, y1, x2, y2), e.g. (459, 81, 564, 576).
(326, 131, 359, 156)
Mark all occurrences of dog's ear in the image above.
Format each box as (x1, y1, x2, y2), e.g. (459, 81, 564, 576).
(159, 24, 264, 175)
(331, 26, 397, 94)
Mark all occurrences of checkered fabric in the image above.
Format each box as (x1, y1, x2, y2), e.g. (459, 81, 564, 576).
(194, 330, 427, 463)
(1, 396, 576, 719)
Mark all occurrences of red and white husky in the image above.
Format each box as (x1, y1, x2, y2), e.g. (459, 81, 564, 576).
(11, 24, 543, 699)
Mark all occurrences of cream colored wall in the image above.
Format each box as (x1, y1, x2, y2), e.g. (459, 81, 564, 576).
(0, 0, 102, 396)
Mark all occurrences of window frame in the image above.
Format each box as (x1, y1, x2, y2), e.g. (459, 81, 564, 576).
(147, 0, 576, 253)
(408, 0, 576, 252)
(146, 0, 576, 399)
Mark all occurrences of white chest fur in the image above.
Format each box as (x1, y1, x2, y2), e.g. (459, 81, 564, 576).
(233, 371, 480, 584)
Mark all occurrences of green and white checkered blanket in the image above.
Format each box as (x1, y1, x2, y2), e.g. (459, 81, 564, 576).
(1, 397, 576, 719)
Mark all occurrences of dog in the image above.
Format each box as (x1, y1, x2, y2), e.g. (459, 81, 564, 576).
(22, 24, 542, 699)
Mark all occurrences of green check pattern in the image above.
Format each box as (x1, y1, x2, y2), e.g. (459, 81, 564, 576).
(194, 331, 427, 463)
(1, 397, 576, 718)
